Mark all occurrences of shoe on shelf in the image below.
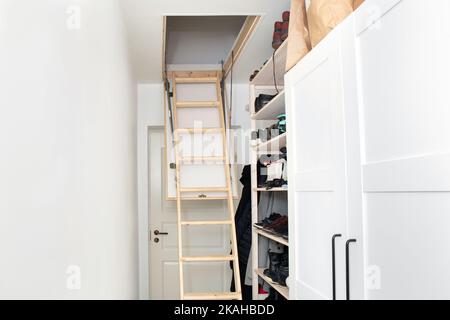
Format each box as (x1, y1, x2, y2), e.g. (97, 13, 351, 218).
(272, 31, 282, 50)
(263, 251, 282, 283)
(274, 21, 283, 33)
(278, 253, 289, 286)
(265, 215, 288, 233)
(254, 213, 282, 229)
(278, 267, 289, 286)
(249, 70, 260, 82)
(272, 223, 288, 239)
(255, 94, 277, 113)
(282, 11, 290, 22)
(265, 288, 279, 300)
(281, 21, 289, 41)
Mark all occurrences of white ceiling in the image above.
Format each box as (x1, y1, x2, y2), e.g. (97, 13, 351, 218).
(119, 0, 291, 83)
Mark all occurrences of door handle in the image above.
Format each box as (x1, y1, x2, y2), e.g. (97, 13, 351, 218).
(154, 230, 169, 236)
(331, 234, 342, 300)
(345, 239, 357, 300)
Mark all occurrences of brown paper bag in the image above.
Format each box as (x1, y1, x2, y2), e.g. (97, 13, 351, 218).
(308, 0, 353, 47)
(285, 0, 312, 72)
(353, 0, 365, 10)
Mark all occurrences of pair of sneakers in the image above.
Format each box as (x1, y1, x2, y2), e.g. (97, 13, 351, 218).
(254, 213, 282, 229)
(254, 214, 289, 240)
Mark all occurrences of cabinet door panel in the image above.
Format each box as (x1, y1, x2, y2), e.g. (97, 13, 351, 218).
(286, 28, 348, 300)
(365, 193, 450, 300)
(356, 0, 450, 299)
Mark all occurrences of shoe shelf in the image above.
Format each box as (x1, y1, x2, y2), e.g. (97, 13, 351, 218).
(252, 90, 286, 120)
(255, 132, 287, 152)
(254, 187, 288, 192)
(255, 227, 289, 247)
(251, 38, 289, 87)
(255, 268, 289, 300)
(250, 26, 289, 300)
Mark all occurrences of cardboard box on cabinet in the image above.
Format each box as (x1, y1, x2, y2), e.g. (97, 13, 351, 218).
(307, 0, 354, 47)
(285, 0, 311, 72)
(353, 0, 365, 10)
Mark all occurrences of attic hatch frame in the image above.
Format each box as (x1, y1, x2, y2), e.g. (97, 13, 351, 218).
(161, 14, 261, 148)
(161, 15, 261, 82)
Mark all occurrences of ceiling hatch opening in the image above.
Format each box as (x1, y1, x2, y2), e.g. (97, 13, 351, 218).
(163, 15, 261, 79)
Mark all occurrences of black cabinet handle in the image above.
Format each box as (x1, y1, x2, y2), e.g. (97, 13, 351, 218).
(331, 234, 342, 300)
(345, 239, 357, 300)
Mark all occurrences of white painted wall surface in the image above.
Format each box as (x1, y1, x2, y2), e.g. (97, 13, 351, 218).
(0, 0, 138, 299)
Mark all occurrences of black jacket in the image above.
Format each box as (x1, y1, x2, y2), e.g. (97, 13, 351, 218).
(230, 165, 253, 299)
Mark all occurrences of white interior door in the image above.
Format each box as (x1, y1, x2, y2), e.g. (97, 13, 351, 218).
(148, 128, 232, 300)
(286, 26, 349, 300)
(355, 0, 450, 299)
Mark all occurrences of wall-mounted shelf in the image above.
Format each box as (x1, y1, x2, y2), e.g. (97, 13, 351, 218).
(254, 187, 288, 192)
(255, 268, 289, 299)
(251, 39, 288, 87)
(255, 133, 287, 152)
(255, 228, 289, 247)
(252, 90, 286, 120)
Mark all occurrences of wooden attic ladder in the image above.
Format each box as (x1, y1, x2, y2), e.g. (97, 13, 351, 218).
(169, 71, 242, 300)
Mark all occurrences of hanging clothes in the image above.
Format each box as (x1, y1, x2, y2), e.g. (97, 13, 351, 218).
(230, 165, 253, 299)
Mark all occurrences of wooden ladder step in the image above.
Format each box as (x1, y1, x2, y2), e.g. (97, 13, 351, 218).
(181, 220, 232, 226)
(175, 101, 219, 108)
(183, 292, 241, 300)
(179, 156, 226, 163)
(175, 77, 218, 83)
(179, 187, 229, 193)
(181, 255, 234, 262)
(175, 128, 224, 134)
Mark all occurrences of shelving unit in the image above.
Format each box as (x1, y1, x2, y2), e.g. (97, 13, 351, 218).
(250, 36, 289, 300)
(251, 39, 288, 87)
(255, 133, 287, 152)
(255, 228, 289, 247)
(255, 269, 289, 299)
(252, 90, 285, 120)
(254, 187, 288, 192)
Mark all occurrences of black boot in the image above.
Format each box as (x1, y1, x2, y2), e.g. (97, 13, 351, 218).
(277, 252, 289, 286)
(264, 251, 282, 283)
(265, 288, 278, 300)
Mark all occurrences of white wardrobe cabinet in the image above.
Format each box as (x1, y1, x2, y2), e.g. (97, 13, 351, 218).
(355, 0, 450, 300)
(285, 15, 362, 300)
(286, 0, 450, 300)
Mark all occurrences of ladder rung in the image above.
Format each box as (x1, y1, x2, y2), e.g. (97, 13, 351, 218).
(179, 187, 229, 193)
(181, 255, 234, 262)
(183, 292, 241, 300)
(179, 156, 226, 163)
(175, 101, 219, 108)
(175, 77, 218, 83)
(175, 128, 224, 134)
(181, 220, 232, 226)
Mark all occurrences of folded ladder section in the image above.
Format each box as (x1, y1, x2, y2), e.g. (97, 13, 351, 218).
(170, 71, 242, 300)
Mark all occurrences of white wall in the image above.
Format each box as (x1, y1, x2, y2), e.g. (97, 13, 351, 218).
(0, 0, 138, 299)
